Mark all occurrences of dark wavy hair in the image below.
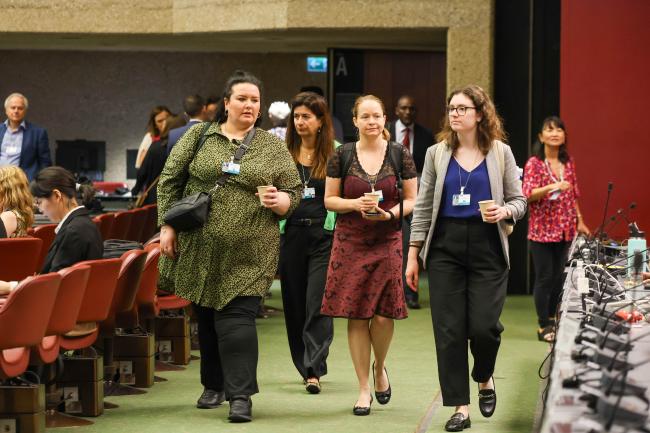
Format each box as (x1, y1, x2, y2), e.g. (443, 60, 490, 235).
(145, 105, 172, 136)
(286, 92, 335, 180)
(436, 84, 506, 155)
(532, 116, 570, 164)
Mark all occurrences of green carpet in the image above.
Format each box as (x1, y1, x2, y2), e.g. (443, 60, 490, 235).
(50, 282, 546, 433)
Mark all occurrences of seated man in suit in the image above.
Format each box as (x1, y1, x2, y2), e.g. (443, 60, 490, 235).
(0, 93, 52, 181)
(389, 95, 434, 310)
(166, 94, 210, 156)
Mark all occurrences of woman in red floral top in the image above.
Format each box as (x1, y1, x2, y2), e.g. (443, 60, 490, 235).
(522, 116, 590, 342)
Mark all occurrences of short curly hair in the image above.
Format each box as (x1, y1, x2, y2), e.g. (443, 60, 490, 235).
(436, 84, 506, 155)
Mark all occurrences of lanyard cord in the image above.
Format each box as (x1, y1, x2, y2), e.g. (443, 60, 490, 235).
(545, 160, 564, 182)
(300, 163, 313, 188)
(457, 152, 481, 194)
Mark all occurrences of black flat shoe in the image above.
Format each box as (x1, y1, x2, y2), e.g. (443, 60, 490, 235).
(228, 396, 252, 423)
(478, 377, 496, 418)
(372, 362, 391, 405)
(196, 388, 226, 409)
(444, 412, 471, 432)
(352, 395, 373, 416)
(305, 378, 321, 394)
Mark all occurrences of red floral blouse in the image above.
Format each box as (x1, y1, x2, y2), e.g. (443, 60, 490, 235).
(522, 156, 580, 242)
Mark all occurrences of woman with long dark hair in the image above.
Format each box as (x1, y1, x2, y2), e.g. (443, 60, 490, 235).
(279, 92, 336, 394)
(406, 85, 526, 431)
(523, 116, 590, 342)
(135, 105, 171, 169)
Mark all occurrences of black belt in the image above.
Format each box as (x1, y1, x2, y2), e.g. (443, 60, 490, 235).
(287, 217, 325, 227)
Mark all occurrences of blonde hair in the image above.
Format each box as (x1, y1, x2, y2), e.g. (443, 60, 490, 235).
(436, 84, 506, 154)
(0, 166, 34, 228)
(352, 95, 391, 141)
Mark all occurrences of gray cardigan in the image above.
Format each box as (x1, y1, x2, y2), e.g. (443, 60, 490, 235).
(410, 141, 527, 268)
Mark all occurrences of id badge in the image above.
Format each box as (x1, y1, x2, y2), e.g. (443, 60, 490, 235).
(302, 187, 316, 199)
(375, 189, 384, 202)
(221, 161, 241, 175)
(452, 193, 471, 206)
(5, 146, 18, 155)
(549, 190, 561, 201)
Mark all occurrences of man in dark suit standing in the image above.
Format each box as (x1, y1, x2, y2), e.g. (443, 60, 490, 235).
(0, 93, 52, 181)
(389, 95, 434, 310)
(167, 94, 209, 156)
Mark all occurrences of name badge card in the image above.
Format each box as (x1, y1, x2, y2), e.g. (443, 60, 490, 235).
(302, 187, 316, 199)
(452, 193, 471, 206)
(221, 160, 241, 175)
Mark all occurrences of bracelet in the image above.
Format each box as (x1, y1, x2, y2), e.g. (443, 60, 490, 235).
(387, 210, 396, 221)
(409, 241, 424, 249)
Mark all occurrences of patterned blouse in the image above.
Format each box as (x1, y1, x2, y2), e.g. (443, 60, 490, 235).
(5, 209, 28, 238)
(522, 156, 580, 242)
(157, 122, 302, 310)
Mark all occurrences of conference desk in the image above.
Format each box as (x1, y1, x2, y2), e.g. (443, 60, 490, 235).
(539, 268, 650, 433)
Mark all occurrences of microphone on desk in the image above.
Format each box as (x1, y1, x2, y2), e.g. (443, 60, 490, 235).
(594, 182, 614, 243)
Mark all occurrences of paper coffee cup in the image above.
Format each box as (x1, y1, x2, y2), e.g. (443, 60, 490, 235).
(364, 192, 381, 214)
(478, 199, 495, 222)
(257, 185, 272, 205)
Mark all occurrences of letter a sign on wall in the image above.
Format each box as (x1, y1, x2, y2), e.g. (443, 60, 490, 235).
(329, 49, 364, 141)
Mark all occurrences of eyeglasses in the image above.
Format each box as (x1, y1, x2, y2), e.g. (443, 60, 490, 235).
(447, 106, 476, 116)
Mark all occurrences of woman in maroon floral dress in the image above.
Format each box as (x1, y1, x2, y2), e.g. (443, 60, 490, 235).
(522, 116, 590, 342)
(322, 95, 418, 415)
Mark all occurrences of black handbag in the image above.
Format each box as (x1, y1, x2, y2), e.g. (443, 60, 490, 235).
(163, 124, 255, 232)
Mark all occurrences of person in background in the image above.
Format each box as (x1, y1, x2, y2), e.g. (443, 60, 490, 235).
(322, 95, 418, 416)
(522, 116, 590, 342)
(279, 92, 336, 394)
(205, 95, 220, 122)
(136, 106, 172, 169)
(0, 166, 33, 238)
(389, 94, 435, 310)
(158, 70, 301, 423)
(132, 115, 187, 206)
(267, 101, 291, 141)
(166, 94, 209, 156)
(0, 93, 52, 181)
(0, 166, 102, 295)
(406, 85, 526, 432)
(300, 86, 344, 143)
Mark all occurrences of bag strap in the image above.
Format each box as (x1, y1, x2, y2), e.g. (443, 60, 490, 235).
(433, 142, 445, 175)
(338, 142, 356, 195)
(209, 127, 256, 193)
(495, 140, 506, 177)
(386, 142, 404, 230)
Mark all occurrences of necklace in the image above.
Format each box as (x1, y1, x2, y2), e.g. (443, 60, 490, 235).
(300, 146, 315, 161)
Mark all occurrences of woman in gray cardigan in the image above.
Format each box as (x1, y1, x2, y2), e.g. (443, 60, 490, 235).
(405, 85, 526, 432)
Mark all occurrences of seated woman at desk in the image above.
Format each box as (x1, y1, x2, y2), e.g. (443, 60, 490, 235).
(0, 166, 103, 295)
(0, 166, 34, 239)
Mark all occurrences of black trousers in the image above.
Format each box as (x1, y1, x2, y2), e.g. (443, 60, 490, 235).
(192, 296, 260, 399)
(279, 224, 334, 379)
(529, 240, 570, 328)
(402, 216, 419, 303)
(426, 218, 508, 406)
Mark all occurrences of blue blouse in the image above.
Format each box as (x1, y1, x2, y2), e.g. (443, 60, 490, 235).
(439, 158, 492, 218)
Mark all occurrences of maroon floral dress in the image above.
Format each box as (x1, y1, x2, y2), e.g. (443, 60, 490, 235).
(321, 143, 417, 320)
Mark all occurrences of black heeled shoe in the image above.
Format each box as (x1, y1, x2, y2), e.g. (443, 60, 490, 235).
(372, 361, 392, 405)
(444, 412, 471, 432)
(478, 376, 496, 418)
(352, 395, 373, 416)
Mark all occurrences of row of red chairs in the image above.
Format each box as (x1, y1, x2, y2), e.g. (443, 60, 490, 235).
(93, 204, 158, 243)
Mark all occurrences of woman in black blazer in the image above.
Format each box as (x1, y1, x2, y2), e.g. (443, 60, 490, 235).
(30, 167, 103, 273)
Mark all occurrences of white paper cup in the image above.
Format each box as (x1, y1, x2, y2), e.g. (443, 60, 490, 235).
(257, 185, 272, 205)
(364, 192, 381, 214)
(478, 199, 495, 222)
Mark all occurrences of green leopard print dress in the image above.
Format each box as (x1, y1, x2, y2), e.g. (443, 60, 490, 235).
(157, 122, 301, 310)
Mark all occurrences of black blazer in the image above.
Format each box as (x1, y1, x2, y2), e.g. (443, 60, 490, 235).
(132, 138, 168, 205)
(41, 208, 103, 273)
(388, 122, 434, 174)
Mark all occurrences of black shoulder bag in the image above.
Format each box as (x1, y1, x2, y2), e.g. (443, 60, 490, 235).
(339, 141, 404, 229)
(163, 125, 255, 232)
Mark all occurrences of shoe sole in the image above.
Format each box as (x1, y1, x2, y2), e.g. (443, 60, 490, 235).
(196, 403, 223, 409)
(306, 383, 321, 394)
(228, 414, 252, 423)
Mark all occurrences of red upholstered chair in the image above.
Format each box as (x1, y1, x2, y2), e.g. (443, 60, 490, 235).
(34, 266, 90, 364)
(0, 237, 43, 281)
(0, 273, 61, 378)
(116, 246, 160, 329)
(109, 211, 132, 240)
(125, 208, 147, 242)
(140, 204, 158, 243)
(32, 223, 57, 271)
(58, 258, 122, 351)
(93, 213, 115, 241)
